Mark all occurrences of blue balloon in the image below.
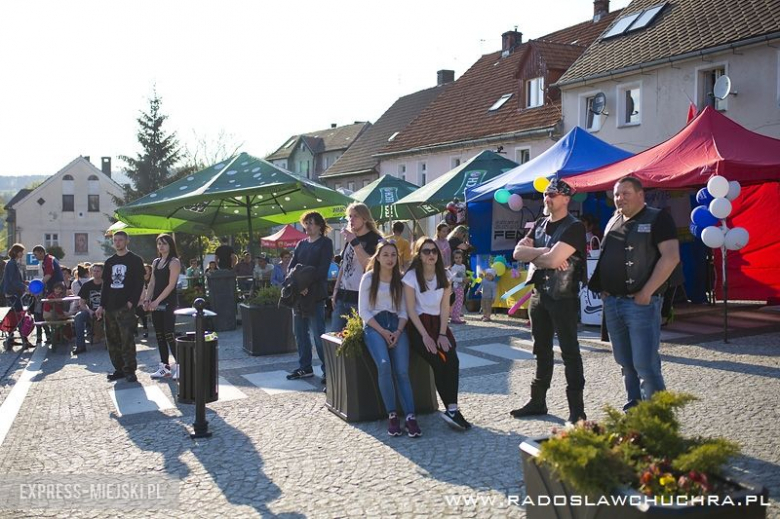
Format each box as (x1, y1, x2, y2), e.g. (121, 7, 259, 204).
(689, 223, 702, 239)
(29, 279, 44, 295)
(696, 187, 714, 206)
(691, 206, 718, 228)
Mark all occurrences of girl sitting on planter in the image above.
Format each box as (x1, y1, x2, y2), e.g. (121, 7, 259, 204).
(403, 238, 472, 431)
(359, 240, 421, 438)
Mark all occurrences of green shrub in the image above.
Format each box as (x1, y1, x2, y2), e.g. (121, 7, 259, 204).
(246, 285, 281, 306)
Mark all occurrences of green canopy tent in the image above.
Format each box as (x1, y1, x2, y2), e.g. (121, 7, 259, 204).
(350, 175, 421, 223)
(116, 152, 354, 255)
(105, 220, 169, 237)
(393, 150, 518, 220)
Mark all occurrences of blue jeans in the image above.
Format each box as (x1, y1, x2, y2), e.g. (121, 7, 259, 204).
(293, 302, 326, 374)
(363, 311, 415, 416)
(330, 298, 358, 333)
(74, 310, 91, 349)
(604, 295, 666, 410)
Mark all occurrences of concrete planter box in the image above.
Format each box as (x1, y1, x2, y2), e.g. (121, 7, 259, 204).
(240, 303, 295, 356)
(321, 333, 438, 422)
(519, 437, 768, 519)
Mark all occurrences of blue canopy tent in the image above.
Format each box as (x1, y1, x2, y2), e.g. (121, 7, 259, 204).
(465, 127, 633, 253)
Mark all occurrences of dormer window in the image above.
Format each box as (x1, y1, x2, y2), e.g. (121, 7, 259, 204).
(489, 94, 513, 112)
(526, 77, 544, 108)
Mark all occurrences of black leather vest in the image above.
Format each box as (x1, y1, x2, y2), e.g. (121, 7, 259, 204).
(603, 206, 667, 295)
(531, 214, 585, 300)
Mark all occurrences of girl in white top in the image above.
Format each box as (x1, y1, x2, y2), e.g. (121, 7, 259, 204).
(402, 237, 472, 431)
(358, 241, 421, 438)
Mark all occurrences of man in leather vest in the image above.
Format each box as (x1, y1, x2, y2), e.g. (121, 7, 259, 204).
(510, 179, 587, 424)
(589, 176, 679, 411)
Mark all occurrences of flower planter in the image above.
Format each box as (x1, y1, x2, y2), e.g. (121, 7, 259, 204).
(321, 333, 438, 422)
(240, 303, 296, 356)
(519, 437, 768, 519)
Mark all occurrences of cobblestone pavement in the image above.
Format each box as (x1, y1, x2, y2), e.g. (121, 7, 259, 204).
(0, 310, 778, 518)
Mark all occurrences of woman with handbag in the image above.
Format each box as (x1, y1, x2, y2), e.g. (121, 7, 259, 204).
(2, 243, 34, 351)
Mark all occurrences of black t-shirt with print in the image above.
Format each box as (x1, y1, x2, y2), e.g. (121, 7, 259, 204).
(78, 279, 103, 311)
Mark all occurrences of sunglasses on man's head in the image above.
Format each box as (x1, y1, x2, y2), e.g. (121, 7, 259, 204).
(420, 248, 438, 255)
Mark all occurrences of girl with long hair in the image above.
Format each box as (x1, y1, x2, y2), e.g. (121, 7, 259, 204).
(2, 243, 33, 351)
(144, 234, 181, 379)
(358, 241, 421, 438)
(402, 237, 471, 431)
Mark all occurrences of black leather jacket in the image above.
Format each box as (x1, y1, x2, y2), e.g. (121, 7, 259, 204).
(530, 214, 585, 300)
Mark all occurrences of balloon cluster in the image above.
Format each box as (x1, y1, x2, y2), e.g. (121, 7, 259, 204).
(489, 255, 507, 277)
(493, 189, 523, 212)
(689, 176, 749, 250)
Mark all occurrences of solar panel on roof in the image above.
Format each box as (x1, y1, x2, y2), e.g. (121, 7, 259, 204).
(628, 3, 666, 32)
(602, 12, 641, 38)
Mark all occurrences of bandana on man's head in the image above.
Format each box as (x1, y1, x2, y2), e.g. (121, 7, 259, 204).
(545, 179, 574, 196)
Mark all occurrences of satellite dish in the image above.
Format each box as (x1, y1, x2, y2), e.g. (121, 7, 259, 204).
(713, 75, 733, 100)
(590, 92, 607, 115)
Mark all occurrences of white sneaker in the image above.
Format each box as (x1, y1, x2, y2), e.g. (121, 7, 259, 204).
(171, 363, 179, 380)
(150, 363, 171, 379)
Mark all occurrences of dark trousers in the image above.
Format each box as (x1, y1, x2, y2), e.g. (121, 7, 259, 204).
(105, 306, 138, 375)
(528, 291, 585, 391)
(151, 305, 177, 364)
(408, 313, 460, 407)
(136, 307, 148, 330)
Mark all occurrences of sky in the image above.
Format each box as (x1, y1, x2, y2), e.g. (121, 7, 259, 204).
(0, 0, 632, 177)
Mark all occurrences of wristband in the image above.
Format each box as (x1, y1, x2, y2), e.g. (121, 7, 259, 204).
(350, 237, 361, 247)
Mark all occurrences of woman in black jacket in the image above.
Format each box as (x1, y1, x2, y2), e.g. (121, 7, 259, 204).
(2, 243, 33, 351)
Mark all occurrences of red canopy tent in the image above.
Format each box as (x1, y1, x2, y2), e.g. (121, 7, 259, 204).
(260, 224, 306, 249)
(565, 107, 780, 302)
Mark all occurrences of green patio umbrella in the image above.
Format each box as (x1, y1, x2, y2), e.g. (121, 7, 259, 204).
(350, 175, 422, 223)
(393, 150, 518, 219)
(116, 152, 354, 253)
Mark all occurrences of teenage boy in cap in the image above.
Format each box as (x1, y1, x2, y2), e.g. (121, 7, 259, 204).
(510, 179, 588, 423)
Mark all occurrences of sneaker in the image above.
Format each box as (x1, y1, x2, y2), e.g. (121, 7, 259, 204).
(125, 373, 138, 383)
(150, 363, 171, 379)
(440, 410, 471, 431)
(107, 371, 124, 381)
(406, 417, 422, 438)
(387, 414, 402, 437)
(286, 368, 314, 380)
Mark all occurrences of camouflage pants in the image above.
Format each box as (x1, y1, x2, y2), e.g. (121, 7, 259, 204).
(104, 306, 138, 375)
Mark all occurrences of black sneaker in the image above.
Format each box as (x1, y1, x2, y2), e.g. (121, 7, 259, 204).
(440, 410, 470, 431)
(107, 371, 124, 381)
(125, 373, 138, 383)
(286, 368, 314, 380)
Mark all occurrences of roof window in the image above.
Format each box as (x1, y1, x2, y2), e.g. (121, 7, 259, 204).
(602, 2, 666, 39)
(489, 93, 513, 112)
(388, 131, 400, 142)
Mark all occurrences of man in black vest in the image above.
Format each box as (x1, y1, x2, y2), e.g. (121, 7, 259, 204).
(510, 179, 587, 423)
(589, 176, 679, 411)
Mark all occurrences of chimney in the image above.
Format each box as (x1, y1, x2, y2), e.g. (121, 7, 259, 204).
(437, 69, 454, 86)
(101, 156, 112, 178)
(331, 123, 337, 128)
(593, 0, 609, 22)
(501, 30, 523, 53)
(83, 155, 90, 163)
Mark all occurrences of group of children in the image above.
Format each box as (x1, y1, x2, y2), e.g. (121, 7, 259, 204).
(447, 251, 498, 323)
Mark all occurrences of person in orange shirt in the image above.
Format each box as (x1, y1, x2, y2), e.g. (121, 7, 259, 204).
(388, 221, 411, 272)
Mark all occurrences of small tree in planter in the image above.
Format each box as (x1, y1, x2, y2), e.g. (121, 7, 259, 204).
(520, 391, 768, 518)
(239, 285, 295, 356)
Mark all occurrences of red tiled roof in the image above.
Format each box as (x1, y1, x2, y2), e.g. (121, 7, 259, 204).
(321, 83, 451, 178)
(558, 0, 780, 85)
(378, 11, 621, 156)
(266, 122, 371, 161)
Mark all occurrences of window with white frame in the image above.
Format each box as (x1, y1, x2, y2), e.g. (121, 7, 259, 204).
(335, 182, 342, 191)
(526, 77, 544, 108)
(451, 157, 461, 168)
(44, 233, 59, 248)
(398, 164, 406, 181)
(347, 181, 355, 192)
(618, 83, 641, 126)
(515, 148, 531, 164)
(698, 66, 727, 111)
(583, 95, 605, 132)
(418, 162, 427, 185)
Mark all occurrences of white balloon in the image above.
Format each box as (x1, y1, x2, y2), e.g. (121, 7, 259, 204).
(707, 176, 729, 198)
(508, 194, 524, 211)
(726, 180, 741, 201)
(709, 197, 732, 219)
(701, 226, 725, 248)
(724, 227, 749, 250)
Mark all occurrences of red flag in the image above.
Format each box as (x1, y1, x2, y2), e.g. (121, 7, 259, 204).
(686, 102, 698, 124)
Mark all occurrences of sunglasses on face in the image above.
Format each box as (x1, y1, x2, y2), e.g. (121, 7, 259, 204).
(544, 192, 562, 198)
(420, 248, 438, 256)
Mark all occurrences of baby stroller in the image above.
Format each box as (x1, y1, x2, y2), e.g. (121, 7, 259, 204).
(1, 294, 35, 351)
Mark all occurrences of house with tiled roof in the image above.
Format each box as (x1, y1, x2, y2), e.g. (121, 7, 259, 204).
(374, 2, 622, 199)
(556, 0, 780, 151)
(318, 71, 455, 193)
(265, 122, 371, 181)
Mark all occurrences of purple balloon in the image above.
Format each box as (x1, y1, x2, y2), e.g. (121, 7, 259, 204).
(696, 187, 714, 206)
(691, 206, 718, 228)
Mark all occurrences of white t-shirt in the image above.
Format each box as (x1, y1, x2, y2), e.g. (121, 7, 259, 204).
(358, 272, 408, 323)
(402, 270, 452, 316)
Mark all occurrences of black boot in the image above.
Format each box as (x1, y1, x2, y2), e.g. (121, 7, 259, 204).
(566, 389, 586, 424)
(510, 386, 548, 418)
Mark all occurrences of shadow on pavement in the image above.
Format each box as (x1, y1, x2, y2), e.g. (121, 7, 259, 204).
(659, 353, 780, 379)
